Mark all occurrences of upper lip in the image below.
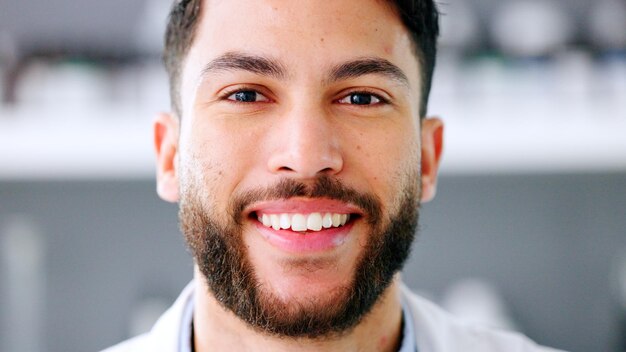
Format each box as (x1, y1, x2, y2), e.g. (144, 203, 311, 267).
(246, 198, 364, 217)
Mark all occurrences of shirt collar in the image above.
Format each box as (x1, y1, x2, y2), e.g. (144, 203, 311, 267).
(398, 294, 418, 352)
(179, 292, 417, 352)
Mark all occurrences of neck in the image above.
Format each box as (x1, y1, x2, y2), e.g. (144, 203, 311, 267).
(192, 267, 404, 352)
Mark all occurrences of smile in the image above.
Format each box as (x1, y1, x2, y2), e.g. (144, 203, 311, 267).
(256, 212, 350, 232)
(246, 199, 362, 252)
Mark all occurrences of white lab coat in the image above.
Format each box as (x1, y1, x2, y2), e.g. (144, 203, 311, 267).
(102, 281, 565, 352)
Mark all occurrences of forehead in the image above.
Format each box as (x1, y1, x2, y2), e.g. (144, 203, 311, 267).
(181, 0, 420, 96)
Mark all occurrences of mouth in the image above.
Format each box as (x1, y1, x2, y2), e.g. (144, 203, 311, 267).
(253, 212, 354, 233)
(246, 199, 363, 252)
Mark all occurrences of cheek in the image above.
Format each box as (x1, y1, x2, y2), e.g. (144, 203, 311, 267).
(184, 122, 262, 194)
(349, 127, 420, 210)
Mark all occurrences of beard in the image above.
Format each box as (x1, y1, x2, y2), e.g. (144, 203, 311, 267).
(179, 174, 420, 339)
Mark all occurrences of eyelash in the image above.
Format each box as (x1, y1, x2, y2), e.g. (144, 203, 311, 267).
(337, 90, 390, 106)
(218, 87, 390, 106)
(219, 86, 271, 104)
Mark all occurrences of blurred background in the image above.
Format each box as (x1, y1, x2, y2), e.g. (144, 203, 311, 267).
(0, 0, 625, 351)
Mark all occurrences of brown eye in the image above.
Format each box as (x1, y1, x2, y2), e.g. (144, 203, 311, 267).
(227, 90, 269, 103)
(338, 92, 383, 105)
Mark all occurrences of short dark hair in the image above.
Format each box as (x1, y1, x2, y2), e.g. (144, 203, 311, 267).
(164, 0, 439, 118)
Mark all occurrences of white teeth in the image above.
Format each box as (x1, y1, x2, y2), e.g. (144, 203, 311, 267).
(279, 214, 290, 229)
(307, 213, 323, 231)
(291, 214, 307, 232)
(322, 213, 333, 229)
(331, 214, 341, 227)
(258, 212, 352, 232)
(262, 214, 271, 227)
(270, 214, 280, 230)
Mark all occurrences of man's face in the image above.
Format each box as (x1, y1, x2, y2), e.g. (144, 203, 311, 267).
(156, 0, 442, 338)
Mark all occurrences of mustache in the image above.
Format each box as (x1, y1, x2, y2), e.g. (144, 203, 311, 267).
(227, 175, 382, 226)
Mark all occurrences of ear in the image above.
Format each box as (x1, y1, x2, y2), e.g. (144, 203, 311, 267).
(154, 112, 180, 203)
(420, 117, 444, 203)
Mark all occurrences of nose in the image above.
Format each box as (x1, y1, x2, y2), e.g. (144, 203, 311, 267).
(267, 105, 343, 179)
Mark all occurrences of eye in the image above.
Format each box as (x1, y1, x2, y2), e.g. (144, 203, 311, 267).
(337, 92, 385, 106)
(226, 90, 270, 103)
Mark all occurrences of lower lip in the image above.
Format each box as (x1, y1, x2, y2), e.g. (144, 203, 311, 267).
(253, 220, 354, 253)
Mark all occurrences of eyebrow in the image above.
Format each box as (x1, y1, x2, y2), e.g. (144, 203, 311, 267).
(199, 52, 409, 87)
(327, 58, 409, 87)
(200, 51, 287, 79)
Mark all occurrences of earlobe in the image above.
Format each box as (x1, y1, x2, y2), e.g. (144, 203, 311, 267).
(154, 112, 180, 203)
(420, 117, 444, 203)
